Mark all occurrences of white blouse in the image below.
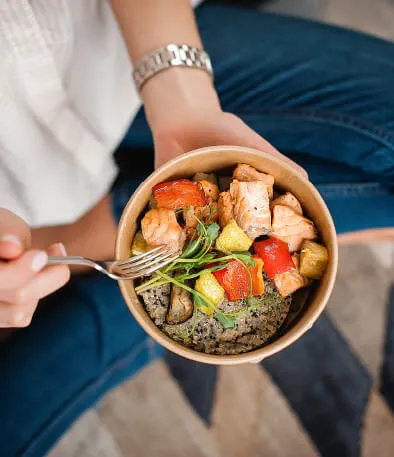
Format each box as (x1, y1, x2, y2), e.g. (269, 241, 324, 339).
(0, 0, 200, 227)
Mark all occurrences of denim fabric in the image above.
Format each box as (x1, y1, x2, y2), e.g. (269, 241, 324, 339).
(1, 5, 394, 457)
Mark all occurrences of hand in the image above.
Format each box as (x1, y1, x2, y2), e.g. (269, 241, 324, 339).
(154, 109, 307, 178)
(141, 68, 306, 177)
(0, 209, 70, 328)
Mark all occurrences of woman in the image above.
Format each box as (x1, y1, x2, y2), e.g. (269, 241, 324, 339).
(0, 1, 393, 455)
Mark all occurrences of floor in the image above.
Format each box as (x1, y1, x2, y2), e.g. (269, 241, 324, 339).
(50, 1, 394, 456)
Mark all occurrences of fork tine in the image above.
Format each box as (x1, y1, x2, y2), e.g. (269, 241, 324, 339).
(119, 250, 176, 274)
(116, 246, 165, 267)
(119, 246, 171, 269)
(130, 253, 179, 278)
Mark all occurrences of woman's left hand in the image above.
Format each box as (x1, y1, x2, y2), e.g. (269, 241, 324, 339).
(141, 68, 306, 178)
(153, 108, 307, 177)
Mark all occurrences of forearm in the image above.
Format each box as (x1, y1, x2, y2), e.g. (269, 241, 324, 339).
(109, 0, 202, 62)
(108, 0, 220, 128)
(31, 195, 117, 263)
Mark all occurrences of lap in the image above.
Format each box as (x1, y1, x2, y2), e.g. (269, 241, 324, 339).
(0, 273, 160, 457)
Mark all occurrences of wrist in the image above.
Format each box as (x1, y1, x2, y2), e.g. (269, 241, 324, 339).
(140, 67, 221, 131)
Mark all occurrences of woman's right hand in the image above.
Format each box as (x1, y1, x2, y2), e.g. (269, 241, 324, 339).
(0, 209, 70, 328)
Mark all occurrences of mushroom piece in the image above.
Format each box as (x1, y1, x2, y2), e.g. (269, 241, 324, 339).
(166, 284, 194, 324)
(192, 172, 218, 185)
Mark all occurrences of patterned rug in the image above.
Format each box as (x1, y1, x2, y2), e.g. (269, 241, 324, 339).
(163, 245, 394, 457)
(49, 244, 394, 457)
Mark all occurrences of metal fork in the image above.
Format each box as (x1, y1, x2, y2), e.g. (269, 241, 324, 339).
(47, 246, 179, 280)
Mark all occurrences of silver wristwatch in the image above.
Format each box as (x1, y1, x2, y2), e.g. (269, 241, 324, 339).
(132, 44, 213, 92)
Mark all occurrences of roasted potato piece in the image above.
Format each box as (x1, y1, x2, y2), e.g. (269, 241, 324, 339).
(131, 231, 147, 256)
(299, 240, 329, 279)
(215, 219, 253, 253)
(195, 272, 225, 314)
(166, 284, 194, 324)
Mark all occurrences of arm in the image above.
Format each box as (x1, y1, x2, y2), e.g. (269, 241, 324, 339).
(108, 0, 305, 173)
(108, 0, 221, 136)
(34, 0, 304, 261)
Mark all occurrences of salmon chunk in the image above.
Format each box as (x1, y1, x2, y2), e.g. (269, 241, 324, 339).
(271, 192, 303, 216)
(274, 253, 309, 298)
(230, 180, 271, 239)
(217, 192, 234, 228)
(183, 180, 219, 237)
(141, 208, 186, 254)
(272, 205, 317, 252)
(183, 203, 219, 238)
(233, 163, 274, 199)
(199, 180, 219, 202)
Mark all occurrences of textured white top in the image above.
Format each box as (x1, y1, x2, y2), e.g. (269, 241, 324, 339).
(0, 0, 200, 227)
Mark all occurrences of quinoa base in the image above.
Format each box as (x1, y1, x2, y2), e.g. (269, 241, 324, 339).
(139, 278, 291, 355)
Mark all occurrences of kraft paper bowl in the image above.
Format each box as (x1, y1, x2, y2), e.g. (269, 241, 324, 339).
(116, 146, 338, 365)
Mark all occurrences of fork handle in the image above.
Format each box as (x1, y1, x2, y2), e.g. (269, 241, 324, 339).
(47, 256, 98, 268)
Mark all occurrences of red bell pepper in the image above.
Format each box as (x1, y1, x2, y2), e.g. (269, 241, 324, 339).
(152, 179, 207, 210)
(253, 237, 295, 279)
(212, 256, 264, 301)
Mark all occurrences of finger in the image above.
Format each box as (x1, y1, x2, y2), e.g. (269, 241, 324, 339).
(0, 300, 38, 328)
(0, 249, 48, 290)
(14, 264, 70, 304)
(0, 208, 31, 259)
(0, 264, 70, 327)
(0, 299, 38, 328)
(46, 242, 67, 257)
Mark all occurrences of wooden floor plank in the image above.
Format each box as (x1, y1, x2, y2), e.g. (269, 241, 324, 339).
(48, 409, 124, 457)
(211, 364, 262, 457)
(327, 245, 393, 382)
(361, 392, 394, 457)
(99, 361, 221, 457)
(250, 368, 319, 457)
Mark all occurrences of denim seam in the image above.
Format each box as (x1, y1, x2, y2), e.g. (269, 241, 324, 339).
(317, 182, 393, 198)
(240, 108, 394, 158)
(19, 336, 153, 457)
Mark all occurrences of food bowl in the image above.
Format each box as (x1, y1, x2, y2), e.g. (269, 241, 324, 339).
(116, 146, 338, 365)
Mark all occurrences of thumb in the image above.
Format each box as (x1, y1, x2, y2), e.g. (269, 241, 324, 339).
(0, 208, 31, 260)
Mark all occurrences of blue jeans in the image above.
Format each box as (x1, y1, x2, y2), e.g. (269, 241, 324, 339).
(1, 5, 393, 457)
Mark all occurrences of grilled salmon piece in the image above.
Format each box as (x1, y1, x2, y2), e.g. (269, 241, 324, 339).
(272, 204, 317, 252)
(230, 180, 271, 239)
(199, 180, 219, 202)
(233, 163, 274, 199)
(217, 191, 234, 228)
(274, 253, 309, 298)
(271, 192, 303, 216)
(141, 208, 186, 254)
(183, 203, 219, 238)
(183, 180, 219, 238)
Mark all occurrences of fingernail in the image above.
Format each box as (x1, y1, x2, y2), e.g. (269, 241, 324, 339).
(0, 234, 21, 248)
(57, 243, 67, 256)
(32, 251, 48, 272)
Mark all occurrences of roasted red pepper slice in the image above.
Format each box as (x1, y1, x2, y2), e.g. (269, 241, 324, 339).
(152, 179, 207, 210)
(212, 256, 264, 301)
(253, 237, 295, 279)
